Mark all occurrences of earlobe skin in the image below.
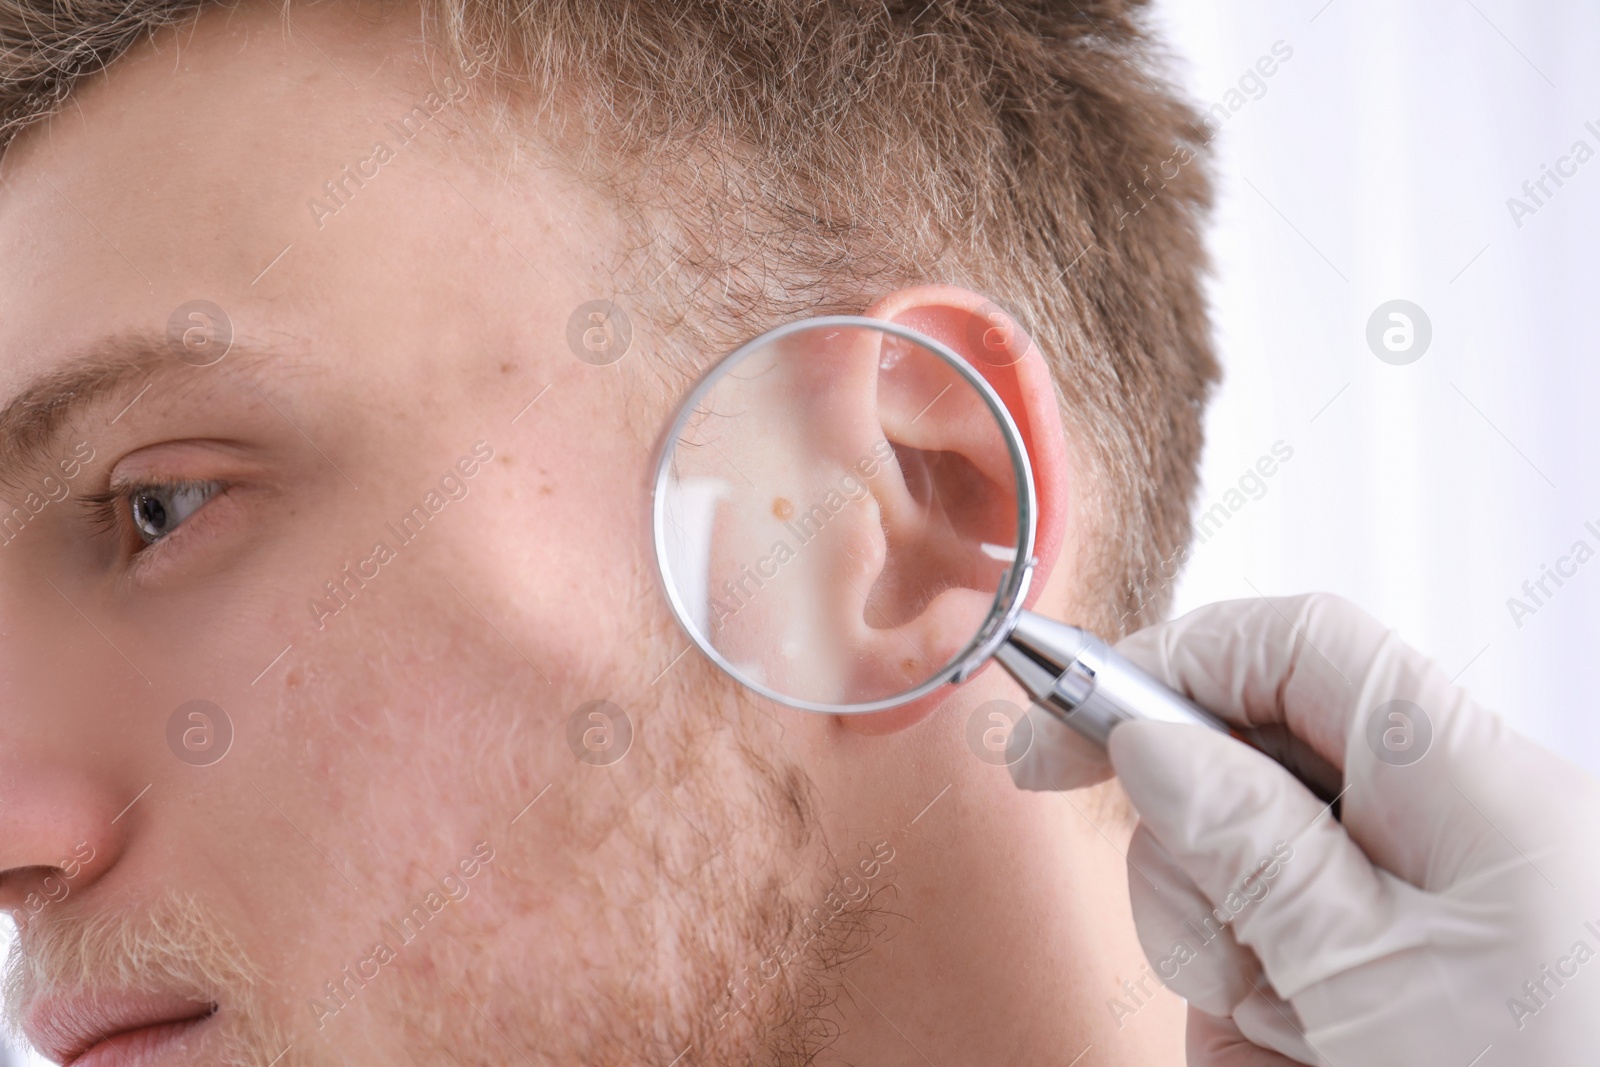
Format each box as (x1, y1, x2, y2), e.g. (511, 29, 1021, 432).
(836, 285, 1072, 736)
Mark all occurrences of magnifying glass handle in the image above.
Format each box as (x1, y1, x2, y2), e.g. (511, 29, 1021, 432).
(995, 611, 1345, 808)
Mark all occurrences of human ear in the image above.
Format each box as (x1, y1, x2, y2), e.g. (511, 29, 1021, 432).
(663, 287, 1068, 722)
(835, 285, 1070, 735)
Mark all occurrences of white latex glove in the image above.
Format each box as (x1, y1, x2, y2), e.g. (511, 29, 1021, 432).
(1035, 594, 1600, 1067)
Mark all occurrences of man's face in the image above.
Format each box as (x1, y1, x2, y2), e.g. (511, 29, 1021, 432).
(0, 4, 834, 1064)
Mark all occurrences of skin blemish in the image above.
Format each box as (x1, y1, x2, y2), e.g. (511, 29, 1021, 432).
(773, 496, 794, 521)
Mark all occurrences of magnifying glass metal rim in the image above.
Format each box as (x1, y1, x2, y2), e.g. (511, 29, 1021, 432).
(649, 314, 1038, 715)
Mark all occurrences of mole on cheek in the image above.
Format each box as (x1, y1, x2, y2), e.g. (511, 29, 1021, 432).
(773, 497, 794, 521)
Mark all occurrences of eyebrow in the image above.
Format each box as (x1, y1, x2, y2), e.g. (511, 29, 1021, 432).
(0, 331, 282, 485)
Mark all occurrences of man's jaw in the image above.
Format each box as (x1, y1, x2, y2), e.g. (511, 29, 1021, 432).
(24, 989, 216, 1066)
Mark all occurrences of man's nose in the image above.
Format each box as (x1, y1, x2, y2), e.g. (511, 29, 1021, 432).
(0, 759, 125, 918)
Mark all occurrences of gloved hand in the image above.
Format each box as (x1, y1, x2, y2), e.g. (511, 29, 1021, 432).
(1091, 595, 1599, 1066)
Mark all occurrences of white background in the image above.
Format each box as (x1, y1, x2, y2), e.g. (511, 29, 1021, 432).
(1154, 0, 1600, 776)
(1, 2, 1595, 1063)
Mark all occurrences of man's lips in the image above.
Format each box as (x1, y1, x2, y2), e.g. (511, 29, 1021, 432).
(25, 990, 216, 1065)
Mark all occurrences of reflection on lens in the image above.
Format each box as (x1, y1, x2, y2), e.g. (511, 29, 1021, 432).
(654, 318, 1033, 712)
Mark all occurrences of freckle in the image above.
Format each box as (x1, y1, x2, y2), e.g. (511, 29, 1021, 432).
(772, 496, 794, 521)
(540, 484, 554, 496)
(902, 658, 918, 676)
(500, 361, 515, 374)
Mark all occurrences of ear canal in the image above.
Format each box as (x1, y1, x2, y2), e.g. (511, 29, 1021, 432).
(864, 442, 1019, 628)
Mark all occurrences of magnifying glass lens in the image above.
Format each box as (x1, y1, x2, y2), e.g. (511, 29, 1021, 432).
(653, 319, 1033, 713)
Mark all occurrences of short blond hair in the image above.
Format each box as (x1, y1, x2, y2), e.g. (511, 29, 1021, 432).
(0, 0, 1217, 633)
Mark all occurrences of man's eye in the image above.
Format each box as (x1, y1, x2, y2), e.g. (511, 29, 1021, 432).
(127, 481, 222, 544)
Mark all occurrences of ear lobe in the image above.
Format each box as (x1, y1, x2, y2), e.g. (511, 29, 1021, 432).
(836, 286, 1071, 736)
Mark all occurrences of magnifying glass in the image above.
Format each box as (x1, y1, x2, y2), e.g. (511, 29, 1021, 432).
(651, 315, 1342, 804)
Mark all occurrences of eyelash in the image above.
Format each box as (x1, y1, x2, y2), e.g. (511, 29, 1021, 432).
(80, 479, 225, 553)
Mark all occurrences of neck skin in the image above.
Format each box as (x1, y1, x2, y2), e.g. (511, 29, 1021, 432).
(791, 584, 1187, 1065)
